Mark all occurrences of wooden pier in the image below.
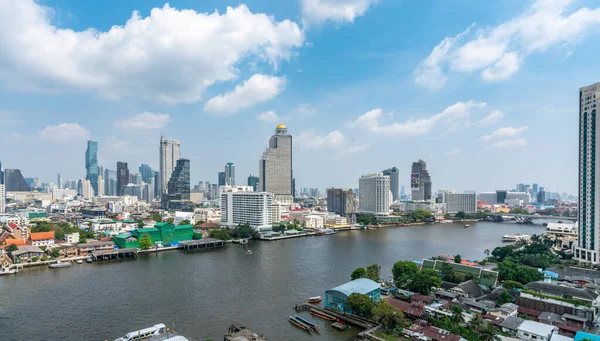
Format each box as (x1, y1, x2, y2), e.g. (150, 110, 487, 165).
(179, 239, 224, 251)
(91, 248, 138, 261)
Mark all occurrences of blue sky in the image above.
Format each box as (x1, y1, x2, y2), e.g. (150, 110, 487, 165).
(1, 0, 599, 194)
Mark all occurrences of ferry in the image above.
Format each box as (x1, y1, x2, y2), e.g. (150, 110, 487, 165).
(308, 296, 322, 303)
(295, 315, 320, 330)
(502, 234, 531, 242)
(49, 260, 72, 269)
(114, 323, 168, 341)
(289, 316, 311, 331)
(310, 308, 337, 321)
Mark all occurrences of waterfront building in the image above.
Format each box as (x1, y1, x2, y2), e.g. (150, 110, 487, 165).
(411, 159, 432, 201)
(161, 158, 191, 211)
(85, 140, 99, 195)
(139, 164, 153, 183)
(258, 124, 293, 204)
(4, 169, 30, 192)
(358, 173, 390, 215)
(113, 222, 194, 248)
(301, 214, 324, 229)
(382, 167, 400, 202)
(327, 188, 357, 218)
(325, 278, 381, 313)
(225, 162, 235, 186)
(247, 175, 259, 191)
(478, 190, 530, 205)
(159, 136, 181, 195)
(221, 189, 273, 230)
(116, 162, 129, 196)
(218, 171, 226, 186)
(392, 201, 446, 216)
(438, 191, 476, 214)
(576, 82, 600, 263)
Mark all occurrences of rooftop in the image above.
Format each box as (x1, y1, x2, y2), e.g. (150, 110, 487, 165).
(30, 231, 55, 241)
(518, 320, 557, 336)
(11, 245, 44, 256)
(500, 316, 524, 331)
(326, 278, 380, 297)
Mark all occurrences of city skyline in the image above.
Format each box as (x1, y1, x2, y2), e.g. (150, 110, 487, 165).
(1, 0, 599, 193)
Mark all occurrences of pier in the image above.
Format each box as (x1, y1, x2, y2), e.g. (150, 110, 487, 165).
(294, 303, 377, 330)
(180, 238, 225, 251)
(91, 248, 138, 261)
(224, 324, 269, 341)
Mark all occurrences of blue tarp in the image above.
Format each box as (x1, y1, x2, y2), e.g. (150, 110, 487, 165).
(574, 332, 600, 341)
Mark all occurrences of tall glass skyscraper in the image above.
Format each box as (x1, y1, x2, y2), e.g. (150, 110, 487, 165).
(258, 124, 293, 203)
(85, 140, 99, 195)
(139, 164, 153, 183)
(159, 136, 181, 195)
(410, 160, 432, 201)
(161, 158, 190, 210)
(225, 162, 235, 186)
(116, 162, 129, 196)
(382, 167, 399, 202)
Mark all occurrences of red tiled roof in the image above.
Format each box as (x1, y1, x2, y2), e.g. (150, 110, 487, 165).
(30, 231, 55, 241)
(411, 294, 435, 303)
(422, 326, 461, 341)
(482, 314, 505, 326)
(388, 298, 425, 317)
(556, 324, 582, 333)
(5, 238, 26, 246)
(8, 222, 18, 229)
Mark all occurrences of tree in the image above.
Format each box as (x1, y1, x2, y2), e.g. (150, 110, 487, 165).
(450, 305, 464, 325)
(496, 290, 513, 306)
(454, 254, 462, 264)
(209, 228, 231, 240)
(272, 224, 286, 233)
(455, 211, 467, 220)
(346, 293, 374, 317)
(440, 262, 458, 283)
(6, 244, 18, 253)
(497, 261, 543, 285)
(366, 264, 381, 282)
(166, 218, 174, 224)
(32, 256, 39, 262)
(233, 224, 255, 239)
(178, 220, 190, 226)
(151, 213, 162, 222)
(469, 314, 485, 332)
(392, 261, 418, 288)
(372, 301, 405, 329)
(137, 221, 145, 228)
(351, 267, 367, 280)
(502, 280, 524, 290)
(480, 323, 500, 341)
(138, 233, 153, 250)
(51, 248, 61, 258)
(407, 269, 441, 295)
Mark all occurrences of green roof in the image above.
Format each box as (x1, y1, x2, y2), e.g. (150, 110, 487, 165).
(122, 219, 136, 223)
(114, 233, 133, 239)
(175, 224, 193, 230)
(136, 227, 160, 233)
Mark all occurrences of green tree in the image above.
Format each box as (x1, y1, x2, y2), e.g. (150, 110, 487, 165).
(40, 256, 48, 261)
(347, 293, 374, 318)
(510, 208, 528, 215)
(372, 301, 405, 330)
(178, 220, 190, 226)
(351, 267, 367, 280)
(469, 314, 484, 332)
(166, 218, 174, 224)
(502, 280, 524, 290)
(209, 228, 231, 240)
(366, 264, 381, 282)
(137, 221, 145, 228)
(233, 224, 255, 239)
(440, 262, 458, 283)
(273, 223, 286, 233)
(496, 290, 513, 306)
(51, 248, 61, 258)
(454, 254, 462, 264)
(455, 211, 467, 220)
(392, 261, 418, 288)
(450, 305, 464, 324)
(407, 269, 441, 295)
(32, 256, 39, 262)
(497, 261, 543, 284)
(480, 323, 500, 341)
(151, 213, 162, 222)
(6, 244, 18, 253)
(138, 233, 153, 250)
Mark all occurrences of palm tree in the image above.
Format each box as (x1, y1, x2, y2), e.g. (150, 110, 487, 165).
(469, 314, 484, 332)
(479, 323, 500, 341)
(450, 305, 464, 325)
(484, 249, 490, 259)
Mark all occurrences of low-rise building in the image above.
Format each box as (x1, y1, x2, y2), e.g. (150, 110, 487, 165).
(64, 232, 80, 244)
(324, 278, 381, 314)
(30, 231, 55, 247)
(77, 241, 115, 255)
(10, 245, 44, 261)
(516, 320, 558, 341)
(301, 214, 324, 229)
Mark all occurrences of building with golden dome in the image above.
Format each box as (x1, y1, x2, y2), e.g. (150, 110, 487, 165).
(258, 124, 293, 204)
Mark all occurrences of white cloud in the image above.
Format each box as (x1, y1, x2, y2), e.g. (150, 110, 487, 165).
(476, 110, 505, 126)
(204, 75, 286, 114)
(119, 112, 170, 130)
(257, 110, 280, 122)
(415, 0, 600, 88)
(480, 126, 528, 141)
(0, 1, 303, 104)
(301, 0, 377, 25)
(490, 138, 527, 148)
(446, 148, 462, 156)
(347, 101, 486, 136)
(298, 129, 345, 149)
(39, 123, 90, 142)
(344, 144, 370, 154)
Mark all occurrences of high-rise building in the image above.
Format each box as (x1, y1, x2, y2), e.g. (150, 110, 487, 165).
(221, 188, 273, 230)
(327, 188, 357, 217)
(104, 169, 117, 196)
(247, 175, 259, 191)
(85, 141, 99, 195)
(116, 162, 129, 196)
(358, 173, 390, 215)
(159, 136, 181, 195)
(133, 173, 143, 186)
(258, 124, 293, 203)
(57, 173, 63, 189)
(123, 183, 142, 200)
(0, 161, 3, 185)
(161, 158, 191, 210)
(225, 162, 235, 186)
(4, 169, 30, 191)
(575, 82, 600, 263)
(438, 191, 476, 214)
(410, 160, 432, 201)
(97, 175, 104, 196)
(0, 184, 5, 214)
(80, 179, 94, 200)
(218, 172, 226, 186)
(532, 183, 539, 198)
(400, 185, 406, 199)
(382, 167, 399, 202)
(139, 164, 153, 183)
(536, 190, 546, 204)
(154, 171, 161, 197)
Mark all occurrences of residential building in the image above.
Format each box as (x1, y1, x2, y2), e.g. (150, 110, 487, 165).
(97, 175, 104, 196)
(10, 245, 44, 261)
(247, 175, 259, 191)
(218, 171, 226, 186)
(325, 278, 381, 313)
(159, 136, 181, 195)
(516, 320, 558, 341)
(438, 191, 476, 214)
(382, 167, 400, 202)
(116, 162, 129, 196)
(139, 164, 153, 183)
(327, 188, 357, 217)
(411, 159, 432, 201)
(358, 173, 390, 215)
(30, 231, 55, 246)
(4, 168, 30, 191)
(64, 232, 80, 244)
(258, 124, 293, 203)
(161, 158, 191, 211)
(0, 184, 4, 214)
(85, 140, 99, 195)
(77, 241, 115, 255)
(80, 179, 94, 199)
(221, 190, 273, 230)
(225, 162, 235, 186)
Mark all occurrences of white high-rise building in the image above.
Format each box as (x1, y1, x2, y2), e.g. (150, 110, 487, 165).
(97, 175, 104, 196)
(575, 82, 600, 264)
(221, 190, 273, 230)
(358, 173, 390, 215)
(438, 191, 476, 214)
(0, 184, 5, 214)
(160, 136, 181, 195)
(81, 179, 94, 200)
(259, 124, 293, 203)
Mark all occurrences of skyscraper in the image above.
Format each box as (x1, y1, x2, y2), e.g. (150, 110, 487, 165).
(327, 188, 357, 217)
(161, 158, 191, 210)
(247, 175, 259, 191)
(410, 160, 432, 201)
(0, 162, 4, 213)
(56, 173, 63, 189)
(258, 124, 293, 203)
(382, 167, 399, 202)
(218, 172, 226, 186)
(4, 169, 30, 191)
(358, 173, 390, 215)
(139, 164, 153, 183)
(159, 136, 181, 195)
(85, 140, 99, 195)
(575, 82, 600, 263)
(225, 162, 235, 186)
(104, 169, 117, 196)
(116, 162, 129, 196)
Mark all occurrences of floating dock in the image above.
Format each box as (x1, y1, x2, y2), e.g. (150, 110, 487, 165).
(224, 324, 269, 341)
(91, 248, 138, 261)
(179, 238, 224, 251)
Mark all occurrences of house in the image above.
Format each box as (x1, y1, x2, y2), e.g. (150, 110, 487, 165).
(64, 232, 79, 244)
(10, 245, 44, 261)
(30, 231, 55, 246)
(482, 313, 505, 327)
(539, 312, 564, 325)
(489, 303, 519, 318)
(516, 320, 558, 341)
(449, 280, 484, 299)
(324, 278, 381, 314)
(518, 282, 598, 323)
(76, 241, 114, 255)
(388, 298, 426, 318)
(411, 294, 435, 304)
(422, 326, 462, 341)
(55, 243, 78, 257)
(460, 298, 494, 314)
(499, 316, 524, 335)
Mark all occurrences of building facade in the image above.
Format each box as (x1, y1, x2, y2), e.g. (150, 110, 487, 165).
(327, 188, 357, 217)
(438, 191, 476, 214)
(358, 173, 390, 215)
(411, 160, 432, 201)
(139, 164, 153, 183)
(221, 190, 273, 230)
(247, 175, 259, 191)
(225, 162, 235, 186)
(0, 184, 4, 214)
(259, 124, 293, 203)
(161, 158, 191, 210)
(116, 162, 129, 196)
(218, 172, 226, 186)
(576, 82, 600, 263)
(159, 136, 181, 195)
(382, 167, 399, 202)
(85, 140, 99, 195)
(4, 169, 30, 192)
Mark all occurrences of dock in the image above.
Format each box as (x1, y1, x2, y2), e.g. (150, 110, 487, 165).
(224, 324, 269, 341)
(295, 303, 376, 329)
(179, 238, 225, 251)
(91, 248, 138, 261)
(259, 232, 316, 241)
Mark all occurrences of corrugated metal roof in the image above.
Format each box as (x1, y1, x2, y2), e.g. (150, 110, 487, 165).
(326, 278, 380, 297)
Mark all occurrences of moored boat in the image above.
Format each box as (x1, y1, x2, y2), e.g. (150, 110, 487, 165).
(308, 296, 322, 303)
(295, 315, 320, 330)
(464, 224, 470, 228)
(0, 267, 18, 275)
(85, 257, 93, 263)
(75, 259, 83, 264)
(502, 234, 531, 242)
(49, 260, 72, 269)
(324, 229, 337, 235)
(310, 308, 337, 321)
(289, 316, 310, 331)
(114, 323, 168, 341)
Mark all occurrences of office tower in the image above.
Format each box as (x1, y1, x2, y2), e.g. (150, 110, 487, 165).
(327, 188, 357, 216)
(516, 183, 525, 192)
(496, 190, 508, 204)
(258, 124, 293, 203)
(85, 140, 99, 195)
(0, 184, 4, 213)
(225, 162, 235, 186)
(400, 185, 406, 199)
(575, 82, 600, 263)
(159, 136, 181, 195)
(198, 181, 205, 192)
(143, 182, 155, 202)
(123, 183, 142, 200)
(0, 161, 3, 185)
(438, 191, 476, 214)
(218, 172, 226, 186)
(57, 173, 63, 189)
(247, 175, 259, 191)
(358, 173, 390, 215)
(116, 162, 129, 196)
(154, 171, 160, 197)
(410, 160, 432, 201)
(104, 169, 116, 196)
(161, 159, 191, 210)
(537, 190, 546, 204)
(532, 183, 539, 198)
(133, 173, 143, 186)
(221, 187, 273, 229)
(382, 167, 399, 202)
(4, 169, 30, 191)
(139, 164, 153, 183)
(97, 175, 104, 196)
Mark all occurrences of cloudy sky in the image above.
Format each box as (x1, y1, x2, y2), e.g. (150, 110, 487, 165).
(1, 0, 599, 194)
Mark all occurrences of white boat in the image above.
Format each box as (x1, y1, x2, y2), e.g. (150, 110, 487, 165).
(85, 257, 93, 263)
(464, 224, 470, 228)
(439, 220, 454, 224)
(75, 259, 83, 264)
(114, 323, 167, 341)
(49, 260, 72, 268)
(246, 250, 252, 255)
(0, 267, 17, 275)
(502, 234, 531, 242)
(239, 239, 248, 245)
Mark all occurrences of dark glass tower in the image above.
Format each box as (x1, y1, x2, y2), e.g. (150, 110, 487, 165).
(410, 160, 432, 201)
(4, 169, 30, 191)
(116, 162, 129, 196)
(382, 167, 399, 202)
(161, 159, 190, 210)
(85, 141, 99, 195)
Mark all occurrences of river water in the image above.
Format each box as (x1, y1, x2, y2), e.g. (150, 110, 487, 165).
(0, 221, 549, 341)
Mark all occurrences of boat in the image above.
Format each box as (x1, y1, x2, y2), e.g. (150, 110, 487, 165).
(308, 296, 322, 303)
(85, 257, 93, 263)
(324, 229, 337, 235)
(502, 234, 531, 242)
(239, 239, 248, 245)
(49, 260, 72, 268)
(114, 323, 167, 341)
(246, 250, 252, 255)
(289, 316, 311, 331)
(75, 259, 83, 264)
(294, 315, 320, 330)
(0, 267, 17, 275)
(315, 229, 324, 236)
(464, 224, 470, 228)
(309, 308, 337, 321)
(439, 219, 454, 224)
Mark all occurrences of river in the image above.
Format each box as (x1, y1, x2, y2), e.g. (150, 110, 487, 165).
(0, 221, 549, 341)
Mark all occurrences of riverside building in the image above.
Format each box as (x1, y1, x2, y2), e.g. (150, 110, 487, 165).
(358, 173, 390, 215)
(220, 187, 273, 230)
